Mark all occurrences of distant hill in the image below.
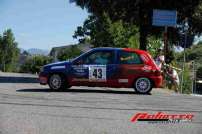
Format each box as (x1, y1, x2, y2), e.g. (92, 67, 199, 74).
(27, 48, 49, 56)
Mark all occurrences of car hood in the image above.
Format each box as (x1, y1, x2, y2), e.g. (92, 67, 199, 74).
(44, 61, 70, 68)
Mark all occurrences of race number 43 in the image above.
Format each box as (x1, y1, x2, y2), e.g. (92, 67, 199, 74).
(89, 65, 106, 81)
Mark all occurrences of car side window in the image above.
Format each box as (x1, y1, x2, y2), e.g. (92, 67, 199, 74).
(119, 51, 142, 64)
(83, 51, 114, 65)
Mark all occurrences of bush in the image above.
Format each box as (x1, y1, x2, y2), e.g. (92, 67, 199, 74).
(20, 55, 52, 74)
(180, 64, 192, 94)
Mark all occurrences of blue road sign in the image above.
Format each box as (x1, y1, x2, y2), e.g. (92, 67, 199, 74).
(152, 9, 177, 27)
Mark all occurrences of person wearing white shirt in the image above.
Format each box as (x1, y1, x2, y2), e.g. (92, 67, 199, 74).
(167, 67, 180, 92)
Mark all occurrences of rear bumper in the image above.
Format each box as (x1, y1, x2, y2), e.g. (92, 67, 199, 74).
(150, 75, 163, 88)
(39, 72, 48, 85)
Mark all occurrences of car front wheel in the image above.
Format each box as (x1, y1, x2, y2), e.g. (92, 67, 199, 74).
(48, 74, 67, 91)
(134, 77, 152, 94)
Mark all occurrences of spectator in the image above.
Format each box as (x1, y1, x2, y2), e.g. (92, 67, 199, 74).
(167, 67, 180, 93)
(155, 49, 165, 70)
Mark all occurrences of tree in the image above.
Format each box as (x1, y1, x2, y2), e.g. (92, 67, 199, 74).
(176, 42, 202, 93)
(73, 14, 139, 48)
(71, 0, 202, 50)
(57, 45, 82, 61)
(0, 29, 20, 72)
(147, 36, 162, 57)
(181, 64, 192, 94)
(177, 42, 202, 63)
(22, 50, 30, 56)
(20, 55, 52, 73)
(197, 66, 202, 79)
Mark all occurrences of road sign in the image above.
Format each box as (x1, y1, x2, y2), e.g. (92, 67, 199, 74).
(152, 9, 177, 27)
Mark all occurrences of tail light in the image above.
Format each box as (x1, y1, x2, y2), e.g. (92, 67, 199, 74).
(154, 70, 162, 76)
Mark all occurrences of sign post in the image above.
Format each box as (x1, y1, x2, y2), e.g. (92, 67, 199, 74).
(180, 18, 189, 93)
(152, 9, 177, 91)
(164, 26, 168, 64)
(152, 9, 177, 63)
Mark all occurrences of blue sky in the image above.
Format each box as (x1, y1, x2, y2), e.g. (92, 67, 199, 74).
(0, 0, 89, 50)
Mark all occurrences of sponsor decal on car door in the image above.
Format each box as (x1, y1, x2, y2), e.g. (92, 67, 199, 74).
(71, 65, 89, 82)
(71, 65, 107, 82)
(89, 65, 106, 82)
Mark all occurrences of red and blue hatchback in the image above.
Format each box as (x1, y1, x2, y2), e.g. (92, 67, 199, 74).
(39, 47, 163, 94)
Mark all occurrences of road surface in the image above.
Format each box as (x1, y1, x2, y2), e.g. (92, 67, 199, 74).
(0, 72, 202, 134)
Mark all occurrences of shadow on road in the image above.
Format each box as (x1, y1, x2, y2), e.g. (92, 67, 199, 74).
(16, 88, 151, 95)
(0, 76, 38, 83)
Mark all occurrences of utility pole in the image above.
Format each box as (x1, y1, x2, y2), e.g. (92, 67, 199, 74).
(180, 17, 189, 93)
(164, 26, 168, 64)
(191, 61, 196, 94)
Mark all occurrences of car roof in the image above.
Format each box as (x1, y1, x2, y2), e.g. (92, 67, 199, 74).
(92, 47, 121, 51)
(92, 47, 148, 55)
(123, 48, 148, 55)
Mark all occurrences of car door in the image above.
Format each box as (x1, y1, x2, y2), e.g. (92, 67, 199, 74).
(70, 49, 118, 87)
(116, 50, 144, 87)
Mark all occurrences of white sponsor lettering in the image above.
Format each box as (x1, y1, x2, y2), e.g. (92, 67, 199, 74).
(118, 79, 128, 83)
(51, 66, 66, 69)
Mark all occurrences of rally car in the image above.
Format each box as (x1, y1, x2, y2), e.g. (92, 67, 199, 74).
(39, 47, 163, 94)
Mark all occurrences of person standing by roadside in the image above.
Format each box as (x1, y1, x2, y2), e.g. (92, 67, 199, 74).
(167, 67, 180, 93)
(155, 49, 165, 70)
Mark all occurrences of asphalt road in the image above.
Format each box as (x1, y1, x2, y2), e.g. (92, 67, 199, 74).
(0, 72, 202, 134)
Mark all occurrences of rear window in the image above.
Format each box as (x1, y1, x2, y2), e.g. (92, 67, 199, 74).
(119, 51, 143, 64)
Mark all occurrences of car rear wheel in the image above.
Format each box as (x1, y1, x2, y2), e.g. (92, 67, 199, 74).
(48, 74, 69, 91)
(134, 77, 152, 94)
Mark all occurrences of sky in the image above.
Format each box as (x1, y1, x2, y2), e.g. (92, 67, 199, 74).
(0, 0, 89, 50)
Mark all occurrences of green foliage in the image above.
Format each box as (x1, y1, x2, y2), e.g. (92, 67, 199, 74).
(20, 55, 52, 74)
(73, 14, 139, 48)
(128, 35, 139, 49)
(177, 43, 202, 63)
(181, 65, 192, 94)
(166, 48, 175, 64)
(71, 0, 202, 50)
(109, 20, 139, 48)
(197, 66, 202, 79)
(175, 43, 202, 94)
(57, 45, 82, 61)
(176, 43, 202, 94)
(192, 2, 202, 34)
(147, 36, 162, 57)
(187, 44, 202, 63)
(147, 36, 176, 64)
(0, 29, 20, 72)
(22, 50, 30, 56)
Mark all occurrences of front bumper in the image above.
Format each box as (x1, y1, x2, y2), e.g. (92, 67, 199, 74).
(39, 72, 48, 85)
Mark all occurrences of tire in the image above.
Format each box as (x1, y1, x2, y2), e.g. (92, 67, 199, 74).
(48, 74, 69, 91)
(134, 77, 152, 94)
